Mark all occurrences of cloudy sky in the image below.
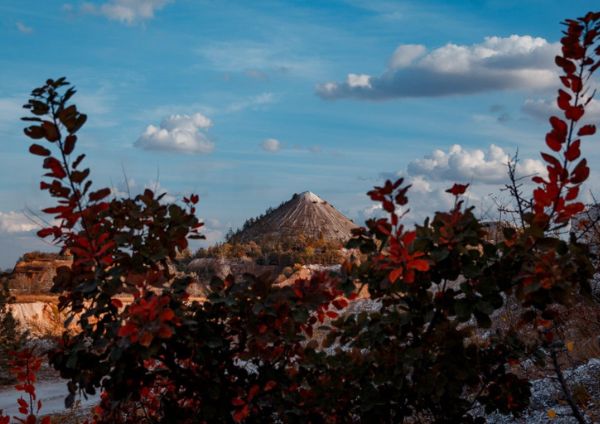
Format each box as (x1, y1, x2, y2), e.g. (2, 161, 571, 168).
(0, 0, 599, 268)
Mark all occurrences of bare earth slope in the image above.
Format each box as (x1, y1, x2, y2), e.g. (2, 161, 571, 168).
(232, 191, 357, 243)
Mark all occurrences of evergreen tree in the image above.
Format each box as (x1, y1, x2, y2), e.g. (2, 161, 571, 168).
(0, 272, 22, 383)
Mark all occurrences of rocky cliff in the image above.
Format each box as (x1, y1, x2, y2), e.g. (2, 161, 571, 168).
(7, 252, 72, 293)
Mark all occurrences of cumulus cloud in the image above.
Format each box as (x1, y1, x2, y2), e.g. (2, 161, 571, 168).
(407, 144, 545, 184)
(16, 22, 33, 34)
(413, 145, 544, 184)
(135, 113, 215, 154)
(83, 0, 171, 24)
(388, 44, 426, 69)
(317, 35, 559, 100)
(523, 98, 600, 122)
(0, 212, 37, 234)
(261, 138, 281, 153)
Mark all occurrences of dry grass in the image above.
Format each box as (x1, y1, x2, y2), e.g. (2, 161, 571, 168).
(13, 294, 60, 304)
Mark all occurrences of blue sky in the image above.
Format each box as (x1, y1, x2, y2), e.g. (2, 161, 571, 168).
(0, 0, 599, 268)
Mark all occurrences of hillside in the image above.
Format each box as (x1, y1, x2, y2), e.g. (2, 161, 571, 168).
(230, 191, 357, 244)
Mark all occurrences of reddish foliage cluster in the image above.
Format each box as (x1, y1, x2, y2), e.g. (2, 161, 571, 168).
(0, 349, 50, 424)
(534, 13, 600, 225)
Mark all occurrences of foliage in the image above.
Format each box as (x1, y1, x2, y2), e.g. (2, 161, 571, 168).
(194, 234, 346, 267)
(0, 348, 51, 424)
(0, 273, 23, 384)
(17, 11, 600, 424)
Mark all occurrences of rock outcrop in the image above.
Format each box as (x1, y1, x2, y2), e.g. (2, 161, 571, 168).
(8, 252, 72, 293)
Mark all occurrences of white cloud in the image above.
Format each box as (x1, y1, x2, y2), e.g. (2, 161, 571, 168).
(83, 0, 171, 24)
(135, 113, 215, 154)
(261, 138, 281, 153)
(347, 74, 372, 88)
(317, 35, 559, 100)
(389, 44, 426, 69)
(407, 144, 545, 184)
(0, 212, 37, 234)
(16, 22, 33, 34)
(523, 98, 600, 122)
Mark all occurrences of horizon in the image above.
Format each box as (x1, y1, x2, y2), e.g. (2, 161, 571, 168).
(1, 0, 599, 268)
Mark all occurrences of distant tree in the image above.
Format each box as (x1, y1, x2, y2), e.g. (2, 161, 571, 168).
(0, 273, 23, 383)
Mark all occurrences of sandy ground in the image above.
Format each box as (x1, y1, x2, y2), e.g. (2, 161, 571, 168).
(0, 379, 98, 418)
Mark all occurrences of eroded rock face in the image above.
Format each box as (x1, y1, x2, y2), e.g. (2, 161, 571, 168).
(9, 302, 65, 337)
(8, 252, 72, 293)
(186, 258, 278, 294)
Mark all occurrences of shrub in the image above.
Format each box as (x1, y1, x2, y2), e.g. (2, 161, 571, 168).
(0, 273, 23, 384)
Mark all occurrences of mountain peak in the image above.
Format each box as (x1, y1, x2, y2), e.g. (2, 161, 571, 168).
(230, 191, 357, 243)
(296, 191, 324, 204)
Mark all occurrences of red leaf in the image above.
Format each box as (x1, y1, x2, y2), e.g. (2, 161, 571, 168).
(231, 397, 245, 407)
(566, 105, 585, 121)
(566, 186, 579, 201)
(332, 298, 349, 310)
(37, 228, 56, 238)
(24, 125, 44, 139)
(326, 311, 339, 319)
(42, 121, 59, 142)
(541, 153, 561, 169)
(111, 298, 123, 309)
(190, 194, 199, 204)
(532, 176, 546, 184)
(549, 116, 567, 135)
(446, 183, 469, 196)
(408, 259, 430, 272)
(64, 135, 77, 155)
(160, 309, 175, 321)
(18, 398, 28, 409)
(545, 132, 562, 151)
(43, 157, 66, 179)
(557, 89, 571, 110)
(570, 75, 582, 92)
(564, 202, 585, 216)
(233, 405, 250, 423)
(157, 326, 173, 339)
(118, 323, 137, 338)
(578, 124, 596, 136)
(560, 76, 571, 88)
(564, 139, 581, 161)
(29, 144, 51, 156)
(571, 159, 589, 183)
(389, 268, 403, 283)
(89, 188, 111, 202)
(264, 380, 277, 391)
(248, 384, 260, 401)
(402, 231, 417, 246)
(555, 56, 576, 74)
(382, 200, 394, 213)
